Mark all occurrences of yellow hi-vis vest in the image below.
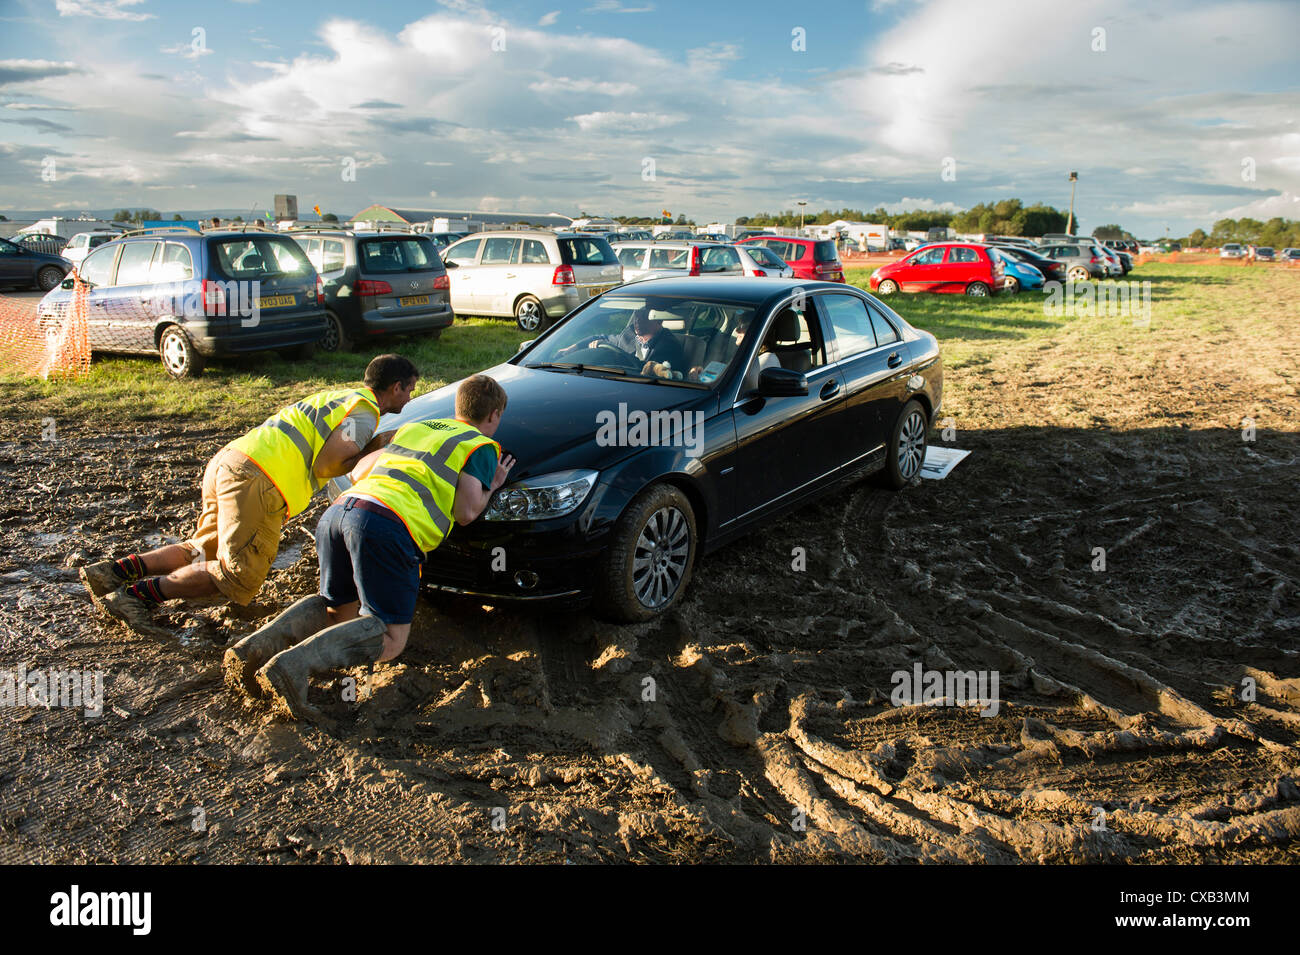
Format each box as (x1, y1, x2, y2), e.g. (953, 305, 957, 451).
(350, 418, 500, 554)
(230, 387, 380, 518)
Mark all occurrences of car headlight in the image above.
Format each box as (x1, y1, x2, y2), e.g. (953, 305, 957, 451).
(484, 469, 598, 522)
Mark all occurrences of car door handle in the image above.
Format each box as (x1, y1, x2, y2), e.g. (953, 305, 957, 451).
(820, 379, 840, 400)
(887, 352, 903, 368)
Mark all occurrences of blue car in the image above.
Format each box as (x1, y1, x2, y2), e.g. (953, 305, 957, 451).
(37, 226, 327, 378)
(989, 247, 1045, 292)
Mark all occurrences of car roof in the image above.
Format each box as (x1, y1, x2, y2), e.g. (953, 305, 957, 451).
(602, 275, 849, 307)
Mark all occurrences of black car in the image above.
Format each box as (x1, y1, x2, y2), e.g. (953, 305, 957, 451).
(0, 237, 73, 291)
(989, 243, 1067, 282)
(338, 277, 942, 621)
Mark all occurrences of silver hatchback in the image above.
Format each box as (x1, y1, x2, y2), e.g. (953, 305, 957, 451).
(611, 240, 746, 283)
(441, 230, 623, 331)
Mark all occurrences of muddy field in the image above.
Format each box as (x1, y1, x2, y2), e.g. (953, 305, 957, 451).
(2, 271, 1299, 864)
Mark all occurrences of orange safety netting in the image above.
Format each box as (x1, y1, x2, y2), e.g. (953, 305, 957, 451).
(0, 271, 91, 379)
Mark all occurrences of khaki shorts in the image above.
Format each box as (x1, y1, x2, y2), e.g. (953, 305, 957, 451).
(181, 446, 287, 605)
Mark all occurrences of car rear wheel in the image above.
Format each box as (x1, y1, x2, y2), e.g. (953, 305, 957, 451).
(515, 296, 545, 332)
(1067, 266, 1089, 283)
(36, 266, 63, 292)
(876, 279, 899, 295)
(320, 310, 350, 352)
(965, 282, 990, 297)
(158, 325, 205, 379)
(597, 483, 697, 623)
(882, 400, 928, 490)
(1004, 276, 1020, 293)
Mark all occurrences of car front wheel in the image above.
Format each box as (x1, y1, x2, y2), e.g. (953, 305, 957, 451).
(37, 266, 64, 292)
(597, 483, 697, 623)
(320, 310, 350, 352)
(158, 325, 205, 379)
(1068, 266, 1089, 282)
(876, 279, 899, 295)
(882, 399, 928, 489)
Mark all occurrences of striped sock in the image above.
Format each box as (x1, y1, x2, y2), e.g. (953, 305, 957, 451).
(112, 554, 147, 582)
(126, 577, 167, 606)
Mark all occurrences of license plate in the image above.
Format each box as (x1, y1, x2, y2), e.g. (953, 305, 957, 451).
(258, 294, 296, 309)
(399, 295, 430, 307)
(586, 284, 614, 298)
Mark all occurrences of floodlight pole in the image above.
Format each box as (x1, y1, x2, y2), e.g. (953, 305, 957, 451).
(1066, 172, 1078, 234)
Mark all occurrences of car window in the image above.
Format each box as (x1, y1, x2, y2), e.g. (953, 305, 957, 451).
(616, 247, 643, 268)
(813, 240, 838, 263)
(756, 299, 827, 374)
(481, 237, 519, 265)
(152, 242, 194, 281)
(78, 245, 116, 285)
(0, 239, 19, 255)
(68, 235, 86, 248)
(746, 246, 785, 268)
(266, 239, 314, 275)
(295, 236, 321, 267)
(520, 239, 549, 264)
(358, 237, 438, 273)
(444, 238, 480, 266)
(558, 237, 617, 266)
(649, 247, 688, 269)
(90, 235, 113, 249)
(700, 246, 741, 272)
(866, 302, 901, 345)
(115, 241, 158, 286)
(913, 247, 946, 265)
(948, 247, 980, 263)
(322, 239, 346, 272)
(819, 294, 877, 359)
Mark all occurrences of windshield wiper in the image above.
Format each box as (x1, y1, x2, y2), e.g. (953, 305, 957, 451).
(526, 361, 631, 376)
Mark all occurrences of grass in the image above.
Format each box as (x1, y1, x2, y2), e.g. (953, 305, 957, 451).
(2, 263, 1296, 435)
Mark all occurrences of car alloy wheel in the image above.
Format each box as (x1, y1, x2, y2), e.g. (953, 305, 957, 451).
(966, 282, 990, 297)
(320, 311, 349, 352)
(897, 408, 926, 481)
(515, 297, 543, 332)
(877, 279, 899, 295)
(633, 505, 691, 609)
(37, 266, 63, 292)
(1004, 277, 1020, 293)
(598, 483, 697, 622)
(158, 325, 205, 379)
(1068, 266, 1089, 282)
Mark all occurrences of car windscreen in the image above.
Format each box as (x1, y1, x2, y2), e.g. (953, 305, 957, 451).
(358, 236, 441, 273)
(813, 240, 839, 262)
(520, 293, 755, 387)
(558, 237, 617, 266)
(211, 237, 313, 280)
(746, 246, 786, 268)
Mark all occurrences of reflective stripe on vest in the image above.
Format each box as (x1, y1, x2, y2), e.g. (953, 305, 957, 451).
(351, 418, 500, 553)
(230, 387, 380, 518)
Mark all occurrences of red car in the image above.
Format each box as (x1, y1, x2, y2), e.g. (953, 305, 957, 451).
(736, 236, 844, 282)
(868, 243, 1003, 297)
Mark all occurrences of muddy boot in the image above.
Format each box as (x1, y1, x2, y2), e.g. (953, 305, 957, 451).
(223, 595, 330, 698)
(256, 615, 386, 726)
(80, 559, 130, 607)
(99, 588, 169, 640)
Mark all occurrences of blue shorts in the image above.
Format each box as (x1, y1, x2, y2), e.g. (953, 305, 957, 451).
(316, 497, 422, 625)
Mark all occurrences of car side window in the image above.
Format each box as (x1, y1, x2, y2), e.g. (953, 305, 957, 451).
(296, 237, 321, 269)
(751, 300, 827, 380)
(322, 239, 346, 272)
(152, 242, 194, 281)
(701, 246, 740, 272)
(481, 237, 518, 265)
(115, 241, 158, 286)
(444, 238, 480, 266)
(948, 247, 979, 263)
(914, 247, 946, 265)
(819, 294, 877, 359)
(78, 245, 116, 286)
(0, 239, 18, 255)
(616, 246, 644, 268)
(649, 247, 687, 269)
(520, 239, 549, 264)
(866, 302, 901, 346)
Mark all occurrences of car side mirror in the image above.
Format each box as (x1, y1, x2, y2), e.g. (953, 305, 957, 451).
(61, 278, 76, 290)
(443, 259, 458, 268)
(758, 366, 808, 397)
(516, 339, 533, 353)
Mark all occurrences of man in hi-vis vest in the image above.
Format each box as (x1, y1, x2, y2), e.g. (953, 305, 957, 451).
(224, 374, 515, 724)
(82, 354, 421, 636)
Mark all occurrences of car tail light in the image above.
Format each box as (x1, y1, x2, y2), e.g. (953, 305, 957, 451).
(552, 265, 575, 285)
(201, 279, 225, 316)
(753, 268, 767, 277)
(688, 246, 701, 277)
(813, 262, 844, 281)
(356, 279, 393, 297)
(1089, 256, 1099, 263)
(433, 274, 450, 290)
(315, 274, 325, 305)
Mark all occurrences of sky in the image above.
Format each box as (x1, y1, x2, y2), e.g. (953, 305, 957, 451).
(0, 0, 1297, 237)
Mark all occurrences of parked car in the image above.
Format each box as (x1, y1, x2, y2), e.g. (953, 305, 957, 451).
(1280, 248, 1300, 262)
(36, 226, 326, 378)
(612, 240, 745, 283)
(0, 236, 73, 291)
(290, 229, 453, 351)
(13, 232, 69, 256)
(736, 243, 793, 277)
(1035, 242, 1108, 282)
(1255, 247, 1275, 262)
(988, 247, 1044, 292)
(734, 230, 777, 242)
(1219, 243, 1245, 259)
(736, 236, 845, 283)
(990, 244, 1068, 283)
(868, 242, 1004, 296)
(61, 230, 123, 267)
(331, 277, 941, 620)
(441, 230, 622, 332)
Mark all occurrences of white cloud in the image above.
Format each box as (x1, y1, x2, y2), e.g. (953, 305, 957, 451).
(54, 0, 153, 20)
(539, 10, 560, 26)
(568, 111, 685, 132)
